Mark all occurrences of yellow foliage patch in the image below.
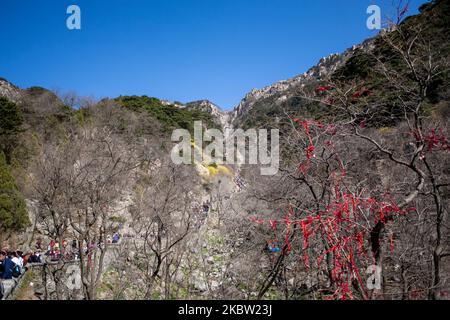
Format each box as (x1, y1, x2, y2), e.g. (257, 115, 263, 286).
(378, 127, 393, 134)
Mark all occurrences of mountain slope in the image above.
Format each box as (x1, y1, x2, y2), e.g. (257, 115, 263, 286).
(229, 0, 449, 129)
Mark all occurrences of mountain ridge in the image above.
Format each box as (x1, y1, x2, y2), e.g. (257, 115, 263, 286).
(1, 0, 447, 132)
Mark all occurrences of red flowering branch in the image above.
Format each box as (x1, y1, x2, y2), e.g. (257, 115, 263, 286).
(253, 118, 416, 300)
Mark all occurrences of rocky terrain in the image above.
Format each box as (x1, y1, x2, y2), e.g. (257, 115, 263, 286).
(0, 78, 21, 103)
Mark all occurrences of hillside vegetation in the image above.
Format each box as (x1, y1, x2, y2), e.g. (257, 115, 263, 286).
(0, 0, 449, 301)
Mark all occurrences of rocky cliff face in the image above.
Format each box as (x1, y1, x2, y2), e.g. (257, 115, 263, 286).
(159, 38, 377, 132)
(151, 37, 378, 132)
(186, 100, 231, 129)
(0, 78, 22, 103)
(186, 100, 223, 118)
(229, 38, 376, 127)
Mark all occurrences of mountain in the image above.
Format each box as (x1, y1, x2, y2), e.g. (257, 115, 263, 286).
(186, 100, 222, 118)
(0, 0, 449, 301)
(229, 0, 449, 129)
(186, 100, 231, 129)
(229, 41, 374, 127)
(0, 78, 22, 103)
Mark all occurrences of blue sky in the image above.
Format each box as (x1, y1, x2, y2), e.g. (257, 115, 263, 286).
(0, 0, 426, 110)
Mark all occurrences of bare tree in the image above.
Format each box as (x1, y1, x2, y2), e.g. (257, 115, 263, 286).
(128, 160, 199, 299)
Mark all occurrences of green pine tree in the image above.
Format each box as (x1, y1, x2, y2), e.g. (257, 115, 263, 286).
(0, 97, 23, 135)
(0, 151, 29, 242)
(0, 97, 24, 163)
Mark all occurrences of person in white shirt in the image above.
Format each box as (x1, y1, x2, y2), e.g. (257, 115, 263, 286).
(11, 256, 20, 267)
(11, 251, 23, 269)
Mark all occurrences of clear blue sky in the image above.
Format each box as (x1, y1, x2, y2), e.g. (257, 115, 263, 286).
(0, 0, 426, 110)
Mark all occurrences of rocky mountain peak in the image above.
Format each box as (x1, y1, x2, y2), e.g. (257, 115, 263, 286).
(186, 100, 232, 129)
(186, 100, 225, 119)
(186, 100, 222, 114)
(0, 78, 22, 103)
(231, 37, 376, 123)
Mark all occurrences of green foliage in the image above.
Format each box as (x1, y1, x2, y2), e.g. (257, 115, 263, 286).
(115, 95, 216, 133)
(109, 215, 127, 224)
(333, 51, 378, 80)
(0, 97, 24, 163)
(73, 108, 91, 125)
(419, 0, 445, 13)
(26, 86, 55, 98)
(0, 97, 23, 136)
(0, 152, 29, 235)
(331, 0, 450, 127)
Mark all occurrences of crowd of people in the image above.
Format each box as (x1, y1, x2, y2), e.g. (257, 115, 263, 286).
(0, 233, 124, 298)
(0, 233, 123, 277)
(0, 250, 43, 280)
(44, 233, 122, 262)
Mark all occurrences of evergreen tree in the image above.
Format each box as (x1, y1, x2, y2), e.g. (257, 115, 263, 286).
(0, 151, 29, 242)
(0, 97, 24, 163)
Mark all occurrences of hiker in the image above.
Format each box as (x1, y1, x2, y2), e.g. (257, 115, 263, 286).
(12, 251, 24, 269)
(50, 246, 61, 261)
(0, 251, 16, 280)
(35, 251, 42, 263)
(235, 175, 245, 191)
(202, 202, 210, 215)
(267, 242, 281, 254)
(10, 254, 22, 279)
(47, 240, 54, 255)
(50, 251, 59, 262)
(0, 251, 5, 278)
(11, 252, 20, 268)
(22, 252, 30, 267)
(112, 233, 120, 244)
(35, 238, 43, 250)
(71, 239, 78, 252)
(28, 252, 40, 264)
